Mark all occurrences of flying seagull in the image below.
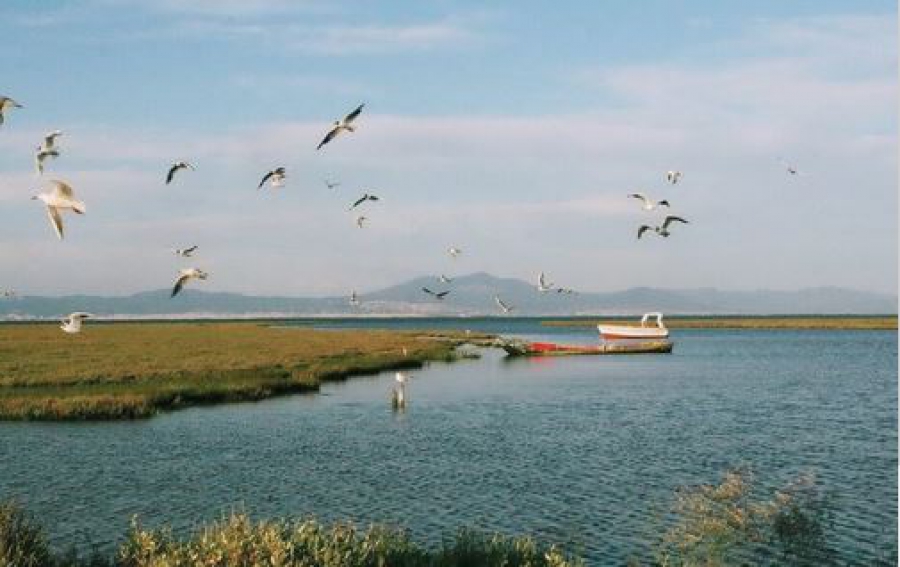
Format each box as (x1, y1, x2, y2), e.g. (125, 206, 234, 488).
(448, 247, 462, 259)
(166, 161, 194, 185)
(422, 287, 450, 300)
(638, 215, 689, 239)
(317, 103, 364, 150)
(439, 274, 453, 284)
(494, 295, 514, 314)
(537, 271, 554, 293)
(356, 215, 368, 228)
(2, 290, 16, 299)
(32, 180, 86, 240)
(779, 158, 801, 176)
(171, 268, 208, 298)
(666, 170, 683, 184)
(349, 290, 360, 307)
(0, 96, 22, 127)
(257, 167, 286, 190)
(628, 192, 670, 211)
(349, 193, 379, 210)
(324, 179, 340, 190)
(34, 131, 63, 175)
(60, 312, 92, 334)
(174, 245, 198, 257)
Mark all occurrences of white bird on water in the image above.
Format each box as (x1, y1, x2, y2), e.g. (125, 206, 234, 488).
(666, 170, 683, 184)
(166, 161, 194, 184)
(0, 96, 23, 127)
(257, 167, 286, 190)
(34, 130, 63, 175)
(448, 247, 462, 259)
(317, 103, 364, 150)
(494, 295, 514, 314)
(628, 192, 670, 211)
(60, 312, 92, 334)
(32, 180, 86, 240)
(171, 268, 208, 297)
(638, 215, 689, 239)
(537, 271, 554, 293)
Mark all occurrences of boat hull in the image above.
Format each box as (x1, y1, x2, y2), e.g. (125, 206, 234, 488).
(597, 325, 669, 340)
(500, 339, 673, 357)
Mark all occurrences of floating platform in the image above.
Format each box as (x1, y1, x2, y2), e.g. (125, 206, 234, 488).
(498, 338, 673, 357)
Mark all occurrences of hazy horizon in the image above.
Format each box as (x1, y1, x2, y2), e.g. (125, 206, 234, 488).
(1, 1, 896, 297)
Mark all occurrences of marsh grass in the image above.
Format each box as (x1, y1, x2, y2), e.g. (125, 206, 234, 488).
(0, 323, 484, 420)
(542, 316, 897, 330)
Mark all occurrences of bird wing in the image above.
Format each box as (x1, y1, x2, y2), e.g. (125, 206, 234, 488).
(49, 180, 74, 199)
(436, 290, 450, 299)
(422, 287, 435, 296)
(658, 200, 670, 207)
(316, 126, 339, 150)
(368, 195, 379, 201)
(349, 195, 366, 210)
(171, 274, 189, 297)
(46, 206, 64, 239)
(184, 245, 198, 254)
(637, 225, 651, 239)
(344, 103, 364, 124)
(166, 165, 178, 184)
(663, 216, 689, 228)
(44, 131, 61, 147)
(628, 193, 648, 204)
(257, 170, 275, 189)
(69, 312, 92, 320)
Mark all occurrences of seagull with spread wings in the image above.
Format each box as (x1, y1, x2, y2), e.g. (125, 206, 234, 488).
(349, 193, 379, 210)
(174, 245, 198, 257)
(317, 103, 364, 150)
(349, 291, 360, 307)
(171, 268, 208, 297)
(628, 192, 670, 211)
(537, 271, 554, 293)
(60, 312, 92, 334)
(257, 167, 286, 190)
(32, 180, 86, 240)
(34, 130, 63, 175)
(448, 247, 462, 259)
(666, 170, 683, 184)
(638, 215, 689, 239)
(494, 295, 514, 314)
(0, 96, 22, 127)
(422, 287, 450, 300)
(166, 161, 194, 184)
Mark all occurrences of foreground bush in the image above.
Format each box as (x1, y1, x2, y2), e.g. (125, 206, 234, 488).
(0, 501, 53, 567)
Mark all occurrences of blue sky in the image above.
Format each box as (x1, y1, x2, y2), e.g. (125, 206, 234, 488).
(0, 1, 896, 296)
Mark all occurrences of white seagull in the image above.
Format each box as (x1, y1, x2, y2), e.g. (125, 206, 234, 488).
(257, 167, 286, 190)
(32, 180, 86, 240)
(34, 130, 63, 175)
(166, 161, 194, 184)
(171, 268, 208, 297)
(666, 170, 683, 184)
(494, 295, 514, 314)
(349, 291, 360, 307)
(317, 103, 364, 150)
(0, 96, 23, 127)
(628, 192, 670, 211)
(448, 247, 462, 259)
(174, 245, 198, 257)
(537, 271, 554, 293)
(638, 215, 689, 239)
(60, 312, 92, 334)
(356, 215, 368, 228)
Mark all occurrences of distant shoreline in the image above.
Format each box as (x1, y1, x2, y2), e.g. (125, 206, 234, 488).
(542, 315, 897, 330)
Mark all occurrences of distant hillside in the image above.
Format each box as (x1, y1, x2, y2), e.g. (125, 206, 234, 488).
(1, 273, 895, 319)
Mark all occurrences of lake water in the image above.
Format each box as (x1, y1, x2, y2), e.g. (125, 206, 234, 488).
(0, 319, 896, 564)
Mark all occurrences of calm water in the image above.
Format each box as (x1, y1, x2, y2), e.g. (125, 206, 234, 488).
(0, 320, 896, 564)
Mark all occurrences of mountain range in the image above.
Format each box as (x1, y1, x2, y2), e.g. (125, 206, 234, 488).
(1, 272, 895, 319)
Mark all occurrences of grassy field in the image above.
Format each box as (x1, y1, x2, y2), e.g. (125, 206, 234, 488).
(0, 322, 486, 421)
(542, 315, 897, 330)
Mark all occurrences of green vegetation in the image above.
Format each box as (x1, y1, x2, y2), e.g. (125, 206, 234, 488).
(543, 315, 897, 330)
(0, 502, 582, 567)
(0, 323, 486, 421)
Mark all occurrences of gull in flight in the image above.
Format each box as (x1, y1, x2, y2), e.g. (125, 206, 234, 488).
(0, 96, 23, 127)
(317, 103, 364, 150)
(628, 192, 670, 211)
(779, 158, 801, 176)
(174, 245, 198, 257)
(34, 130, 63, 175)
(166, 161, 194, 185)
(422, 287, 450, 300)
(356, 216, 368, 228)
(666, 170, 683, 184)
(349, 193, 379, 210)
(32, 180, 86, 240)
(638, 215, 689, 239)
(448, 247, 462, 259)
(537, 271, 554, 293)
(2, 290, 16, 299)
(60, 312, 92, 334)
(324, 179, 340, 190)
(171, 268, 208, 298)
(439, 274, 453, 284)
(494, 295, 514, 314)
(349, 290, 360, 307)
(257, 167, 286, 190)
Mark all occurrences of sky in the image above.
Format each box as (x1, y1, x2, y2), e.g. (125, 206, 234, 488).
(0, 0, 896, 297)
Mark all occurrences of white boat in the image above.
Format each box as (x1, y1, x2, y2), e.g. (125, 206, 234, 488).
(598, 312, 669, 340)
